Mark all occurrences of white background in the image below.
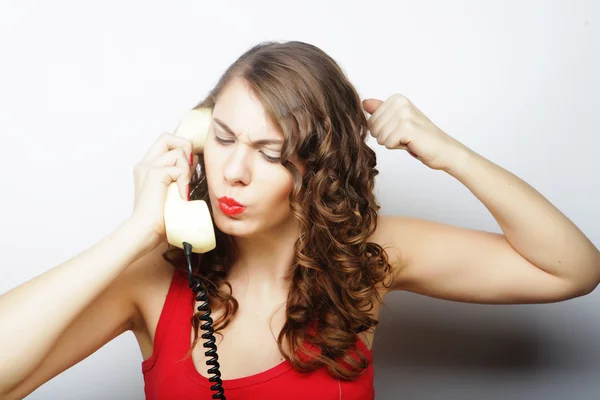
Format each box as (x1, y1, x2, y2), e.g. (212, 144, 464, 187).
(0, 1, 598, 399)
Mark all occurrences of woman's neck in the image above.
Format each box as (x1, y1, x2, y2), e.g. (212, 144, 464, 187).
(228, 219, 300, 292)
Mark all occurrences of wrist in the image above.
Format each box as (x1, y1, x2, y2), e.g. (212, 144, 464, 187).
(118, 218, 161, 258)
(442, 140, 475, 177)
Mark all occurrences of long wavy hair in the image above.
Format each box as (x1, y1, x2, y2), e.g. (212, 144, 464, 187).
(162, 40, 393, 380)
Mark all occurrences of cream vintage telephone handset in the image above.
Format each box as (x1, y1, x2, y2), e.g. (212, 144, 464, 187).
(165, 108, 226, 399)
(165, 108, 215, 253)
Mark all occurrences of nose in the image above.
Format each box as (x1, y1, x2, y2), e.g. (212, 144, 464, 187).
(223, 145, 251, 186)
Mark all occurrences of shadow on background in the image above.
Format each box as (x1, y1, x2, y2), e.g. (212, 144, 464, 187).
(373, 311, 539, 369)
(370, 291, 597, 370)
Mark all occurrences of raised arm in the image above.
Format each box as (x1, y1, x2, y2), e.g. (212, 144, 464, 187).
(0, 131, 196, 397)
(364, 94, 600, 303)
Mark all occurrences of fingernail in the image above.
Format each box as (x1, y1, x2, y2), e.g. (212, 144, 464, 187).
(189, 152, 193, 165)
(187, 184, 190, 200)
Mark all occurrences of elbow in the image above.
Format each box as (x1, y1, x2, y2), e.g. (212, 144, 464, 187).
(551, 271, 599, 302)
(579, 255, 600, 296)
(563, 253, 600, 299)
(564, 275, 599, 299)
(581, 277, 600, 297)
(574, 282, 597, 298)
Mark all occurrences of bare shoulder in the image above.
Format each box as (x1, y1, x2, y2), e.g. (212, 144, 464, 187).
(367, 215, 408, 293)
(368, 214, 434, 268)
(369, 214, 407, 265)
(128, 241, 176, 343)
(1, 242, 177, 399)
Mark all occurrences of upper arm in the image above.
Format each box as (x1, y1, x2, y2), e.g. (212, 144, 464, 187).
(371, 215, 582, 304)
(5, 245, 166, 399)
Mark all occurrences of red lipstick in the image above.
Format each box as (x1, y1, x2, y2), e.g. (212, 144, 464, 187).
(217, 196, 246, 216)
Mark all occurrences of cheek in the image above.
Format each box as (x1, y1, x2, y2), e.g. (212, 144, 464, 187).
(202, 157, 214, 184)
(202, 142, 220, 182)
(265, 172, 294, 207)
(274, 182, 292, 202)
(265, 162, 303, 205)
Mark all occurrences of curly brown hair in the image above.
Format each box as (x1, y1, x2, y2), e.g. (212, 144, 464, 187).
(162, 40, 393, 380)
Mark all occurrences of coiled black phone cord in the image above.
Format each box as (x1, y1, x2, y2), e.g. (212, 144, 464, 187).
(183, 242, 226, 400)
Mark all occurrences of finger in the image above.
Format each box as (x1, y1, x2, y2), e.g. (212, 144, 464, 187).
(362, 98, 384, 115)
(135, 144, 190, 200)
(385, 136, 408, 149)
(365, 99, 394, 135)
(393, 144, 419, 159)
(146, 166, 187, 195)
(151, 147, 189, 168)
(151, 149, 192, 199)
(149, 162, 191, 201)
(370, 107, 398, 140)
(142, 132, 193, 164)
(381, 118, 404, 148)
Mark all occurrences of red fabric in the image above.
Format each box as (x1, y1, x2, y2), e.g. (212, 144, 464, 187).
(142, 269, 375, 399)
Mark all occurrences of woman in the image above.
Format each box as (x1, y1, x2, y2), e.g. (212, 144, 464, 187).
(1, 41, 598, 399)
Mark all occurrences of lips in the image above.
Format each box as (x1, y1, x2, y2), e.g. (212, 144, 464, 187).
(217, 196, 246, 216)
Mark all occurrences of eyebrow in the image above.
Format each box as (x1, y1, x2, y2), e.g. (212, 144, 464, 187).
(213, 118, 283, 146)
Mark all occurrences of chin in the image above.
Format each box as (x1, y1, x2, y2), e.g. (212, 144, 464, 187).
(213, 213, 256, 237)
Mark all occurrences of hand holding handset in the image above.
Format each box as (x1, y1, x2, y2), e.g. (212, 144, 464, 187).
(165, 108, 216, 254)
(166, 108, 226, 399)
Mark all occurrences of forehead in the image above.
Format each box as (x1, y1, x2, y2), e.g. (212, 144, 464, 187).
(213, 78, 282, 139)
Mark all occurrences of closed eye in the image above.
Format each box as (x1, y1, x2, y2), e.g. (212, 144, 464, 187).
(260, 152, 280, 163)
(216, 135, 280, 163)
(214, 136, 234, 145)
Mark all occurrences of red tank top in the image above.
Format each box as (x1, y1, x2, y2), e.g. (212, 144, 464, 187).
(142, 269, 375, 399)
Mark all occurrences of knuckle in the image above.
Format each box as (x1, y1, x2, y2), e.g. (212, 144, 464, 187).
(399, 106, 412, 119)
(401, 119, 415, 130)
(369, 122, 377, 134)
(176, 148, 188, 162)
(391, 94, 407, 107)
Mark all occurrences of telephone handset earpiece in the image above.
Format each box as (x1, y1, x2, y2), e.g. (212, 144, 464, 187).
(165, 107, 226, 399)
